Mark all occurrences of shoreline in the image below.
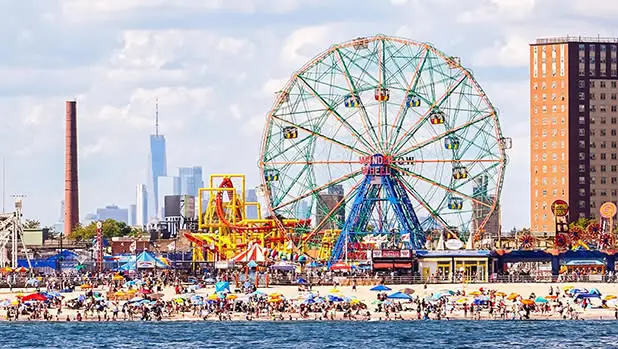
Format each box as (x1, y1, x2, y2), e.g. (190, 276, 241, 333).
(1, 282, 616, 323)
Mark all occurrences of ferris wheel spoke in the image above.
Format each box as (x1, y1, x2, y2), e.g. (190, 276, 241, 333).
(396, 111, 495, 156)
(391, 164, 492, 208)
(390, 74, 467, 154)
(272, 169, 363, 211)
(302, 179, 363, 243)
(296, 75, 375, 151)
(262, 160, 361, 166)
(333, 48, 381, 150)
(271, 115, 369, 157)
(388, 48, 429, 151)
(393, 176, 452, 233)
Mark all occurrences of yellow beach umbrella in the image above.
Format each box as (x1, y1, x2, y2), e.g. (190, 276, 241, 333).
(456, 297, 469, 304)
(226, 294, 238, 300)
(562, 285, 574, 291)
(114, 291, 126, 297)
(207, 294, 218, 301)
(112, 275, 124, 281)
(506, 293, 519, 301)
(468, 291, 482, 296)
(329, 288, 340, 294)
(604, 295, 617, 301)
(495, 292, 506, 297)
(269, 293, 282, 298)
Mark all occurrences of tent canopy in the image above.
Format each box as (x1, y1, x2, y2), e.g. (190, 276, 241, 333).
(231, 243, 266, 263)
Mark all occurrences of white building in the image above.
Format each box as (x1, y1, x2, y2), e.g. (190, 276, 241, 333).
(136, 184, 148, 227)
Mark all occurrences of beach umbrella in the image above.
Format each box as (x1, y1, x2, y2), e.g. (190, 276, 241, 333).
(604, 295, 617, 301)
(456, 297, 469, 304)
(251, 290, 266, 296)
(129, 297, 143, 303)
(269, 293, 282, 298)
(296, 278, 308, 284)
(535, 297, 548, 304)
(328, 295, 344, 302)
(207, 294, 218, 301)
(400, 288, 415, 295)
(562, 285, 574, 291)
(329, 288, 341, 294)
(387, 292, 412, 300)
(468, 291, 482, 296)
(370, 285, 391, 292)
(25, 278, 39, 286)
(112, 274, 124, 281)
(226, 294, 238, 300)
(22, 293, 47, 302)
(14, 267, 28, 273)
(0, 266, 12, 274)
(506, 293, 519, 301)
(495, 292, 506, 297)
(521, 299, 534, 306)
(215, 281, 230, 293)
(589, 288, 601, 295)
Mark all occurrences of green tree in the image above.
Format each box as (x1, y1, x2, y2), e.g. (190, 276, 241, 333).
(70, 219, 132, 241)
(569, 217, 596, 230)
(23, 219, 41, 229)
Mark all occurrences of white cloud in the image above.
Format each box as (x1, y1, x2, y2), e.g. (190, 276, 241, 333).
(473, 36, 530, 67)
(3, 0, 616, 230)
(458, 0, 537, 23)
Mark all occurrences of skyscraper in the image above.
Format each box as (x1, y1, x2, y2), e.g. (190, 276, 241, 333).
(136, 184, 148, 227)
(96, 205, 129, 224)
(129, 204, 137, 226)
(157, 176, 180, 218)
(178, 166, 204, 196)
(245, 189, 258, 219)
(530, 36, 618, 233)
(147, 100, 167, 219)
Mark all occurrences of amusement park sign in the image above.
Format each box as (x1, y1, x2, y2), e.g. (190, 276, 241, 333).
(359, 154, 415, 175)
(551, 200, 569, 217)
(372, 250, 412, 258)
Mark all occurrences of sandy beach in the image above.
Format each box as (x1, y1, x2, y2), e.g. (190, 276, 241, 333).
(1, 281, 617, 322)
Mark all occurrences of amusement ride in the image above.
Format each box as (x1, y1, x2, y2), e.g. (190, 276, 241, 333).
(188, 34, 511, 266)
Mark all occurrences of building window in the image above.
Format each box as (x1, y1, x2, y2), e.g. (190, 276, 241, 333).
(579, 80, 586, 88)
(579, 140, 586, 148)
(612, 129, 617, 136)
(579, 116, 585, 124)
(579, 176, 586, 185)
(579, 164, 586, 172)
(579, 188, 586, 196)
(579, 152, 586, 160)
(602, 177, 607, 184)
(579, 104, 586, 112)
(601, 165, 607, 172)
(601, 93, 607, 100)
(579, 128, 585, 137)
(613, 153, 618, 160)
(601, 81, 607, 88)
(601, 129, 607, 136)
(612, 165, 617, 172)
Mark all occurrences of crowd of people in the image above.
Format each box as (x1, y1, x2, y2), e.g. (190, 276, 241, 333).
(1, 268, 617, 322)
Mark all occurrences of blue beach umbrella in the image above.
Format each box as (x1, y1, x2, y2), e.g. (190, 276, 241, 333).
(215, 281, 230, 293)
(370, 285, 392, 292)
(387, 292, 412, 300)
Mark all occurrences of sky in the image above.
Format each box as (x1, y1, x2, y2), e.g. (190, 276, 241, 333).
(2, 0, 618, 228)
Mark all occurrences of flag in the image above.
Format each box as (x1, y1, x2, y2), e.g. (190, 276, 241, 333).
(129, 240, 137, 253)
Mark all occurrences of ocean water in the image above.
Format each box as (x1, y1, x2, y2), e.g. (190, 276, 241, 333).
(0, 321, 616, 348)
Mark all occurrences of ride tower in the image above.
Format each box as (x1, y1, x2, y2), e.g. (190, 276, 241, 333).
(329, 154, 424, 266)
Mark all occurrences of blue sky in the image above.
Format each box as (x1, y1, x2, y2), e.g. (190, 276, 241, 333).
(1, 0, 617, 228)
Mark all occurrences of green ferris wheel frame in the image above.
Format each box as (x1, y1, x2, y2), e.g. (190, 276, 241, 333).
(258, 34, 509, 244)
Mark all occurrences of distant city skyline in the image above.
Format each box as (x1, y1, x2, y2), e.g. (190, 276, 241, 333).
(5, 1, 616, 230)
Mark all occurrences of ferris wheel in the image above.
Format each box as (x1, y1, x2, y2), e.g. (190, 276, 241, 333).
(259, 34, 509, 263)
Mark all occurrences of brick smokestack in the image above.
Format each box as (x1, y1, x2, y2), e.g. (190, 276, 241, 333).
(64, 101, 79, 236)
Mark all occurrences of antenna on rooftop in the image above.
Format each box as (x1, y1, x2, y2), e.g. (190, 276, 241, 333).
(155, 97, 160, 136)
